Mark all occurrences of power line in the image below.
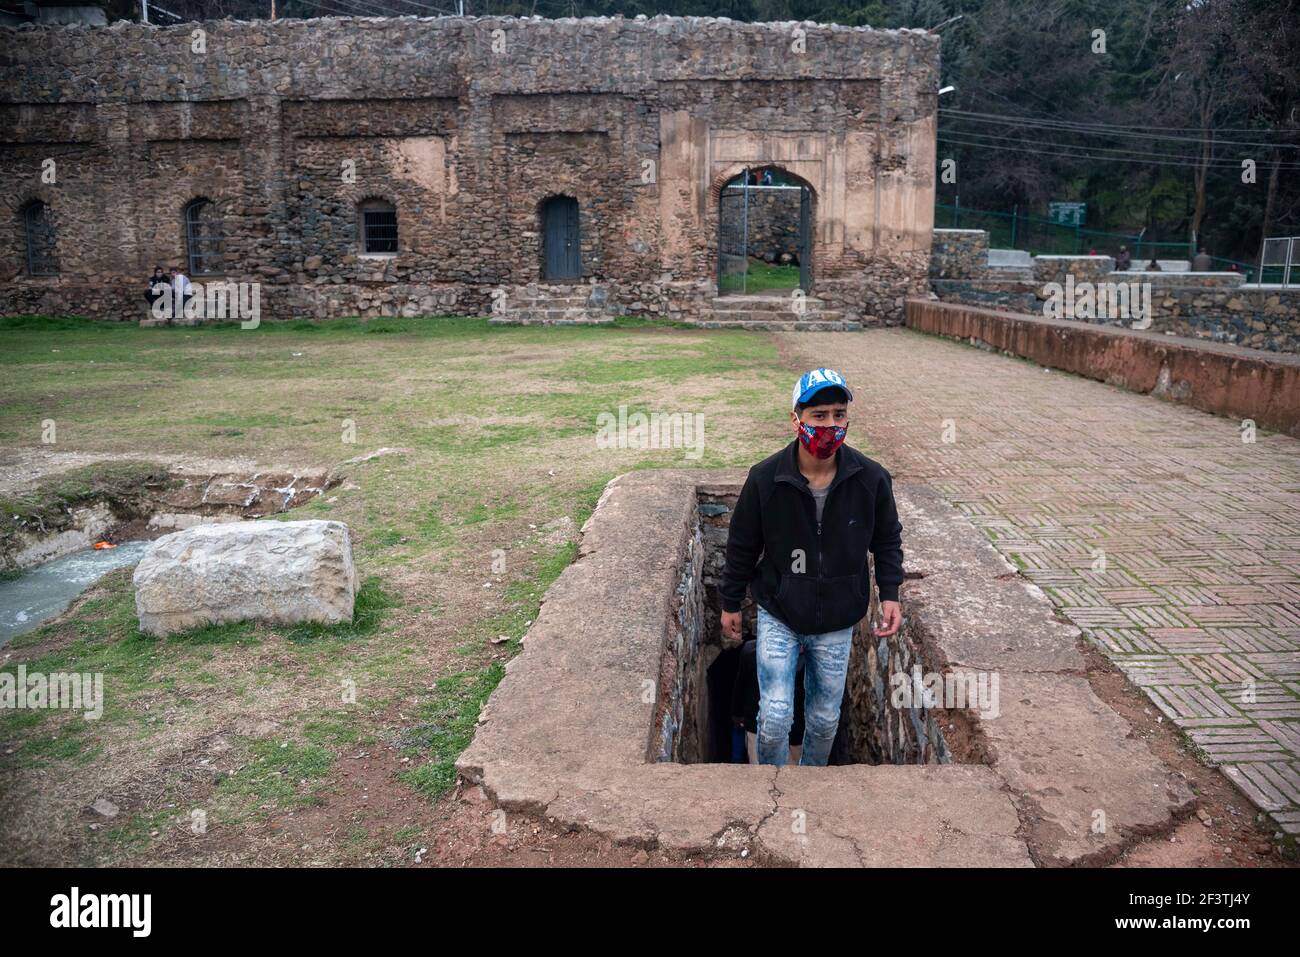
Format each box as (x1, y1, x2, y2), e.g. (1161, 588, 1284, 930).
(280, 0, 424, 18)
(937, 125, 1300, 167)
(287, 0, 415, 18)
(274, 0, 376, 17)
(941, 108, 1300, 148)
(937, 133, 1300, 170)
(286, 0, 458, 14)
(936, 133, 1300, 170)
(941, 110, 1300, 151)
(378, 0, 458, 15)
(944, 105, 1300, 136)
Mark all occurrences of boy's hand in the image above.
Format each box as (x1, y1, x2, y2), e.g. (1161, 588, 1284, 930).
(720, 610, 743, 642)
(874, 600, 902, 637)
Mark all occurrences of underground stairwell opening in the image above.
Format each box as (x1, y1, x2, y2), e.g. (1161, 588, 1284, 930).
(650, 484, 975, 768)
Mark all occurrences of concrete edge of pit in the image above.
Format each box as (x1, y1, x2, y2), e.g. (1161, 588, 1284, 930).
(455, 469, 1195, 867)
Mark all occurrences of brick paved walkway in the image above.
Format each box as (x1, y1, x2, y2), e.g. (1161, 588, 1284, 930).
(790, 328, 1300, 836)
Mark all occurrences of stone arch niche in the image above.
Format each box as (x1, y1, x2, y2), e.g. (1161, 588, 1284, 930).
(356, 196, 399, 256)
(19, 197, 59, 277)
(182, 196, 224, 276)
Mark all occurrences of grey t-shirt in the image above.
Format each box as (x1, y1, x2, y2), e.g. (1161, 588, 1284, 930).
(810, 483, 831, 524)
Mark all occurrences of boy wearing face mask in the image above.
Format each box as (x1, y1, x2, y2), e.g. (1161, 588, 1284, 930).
(719, 368, 904, 767)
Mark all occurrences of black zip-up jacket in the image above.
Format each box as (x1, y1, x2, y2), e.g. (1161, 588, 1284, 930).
(720, 440, 904, 635)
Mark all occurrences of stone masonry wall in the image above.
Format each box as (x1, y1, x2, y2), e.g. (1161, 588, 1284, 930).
(929, 228, 987, 279)
(929, 230, 1300, 353)
(0, 16, 939, 326)
(741, 188, 803, 264)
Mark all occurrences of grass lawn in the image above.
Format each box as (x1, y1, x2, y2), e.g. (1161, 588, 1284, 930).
(718, 260, 801, 294)
(0, 313, 805, 866)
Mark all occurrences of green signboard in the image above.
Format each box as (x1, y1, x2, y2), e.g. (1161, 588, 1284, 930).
(1048, 202, 1087, 227)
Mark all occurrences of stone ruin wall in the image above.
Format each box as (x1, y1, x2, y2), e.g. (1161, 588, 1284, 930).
(738, 189, 803, 264)
(0, 15, 938, 325)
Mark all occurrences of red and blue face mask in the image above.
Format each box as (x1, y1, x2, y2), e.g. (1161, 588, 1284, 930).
(798, 422, 847, 459)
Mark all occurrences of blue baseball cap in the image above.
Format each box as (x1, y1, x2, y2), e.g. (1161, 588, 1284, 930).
(792, 368, 853, 410)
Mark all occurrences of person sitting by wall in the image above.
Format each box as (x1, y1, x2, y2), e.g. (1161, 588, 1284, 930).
(1146, 257, 1162, 271)
(169, 265, 193, 323)
(1192, 247, 1213, 271)
(144, 265, 168, 307)
(1115, 245, 1131, 271)
(731, 633, 806, 765)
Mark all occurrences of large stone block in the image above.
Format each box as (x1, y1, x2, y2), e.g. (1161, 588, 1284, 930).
(133, 520, 358, 637)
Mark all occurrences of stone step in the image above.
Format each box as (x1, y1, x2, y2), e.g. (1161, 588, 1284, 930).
(508, 299, 592, 310)
(139, 317, 205, 327)
(501, 306, 600, 319)
(489, 313, 615, 326)
(711, 295, 829, 313)
(505, 287, 603, 302)
(705, 309, 843, 324)
(986, 267, 1034, 281)
(527, 284, 598, 295)
(691, 318, 861, 332)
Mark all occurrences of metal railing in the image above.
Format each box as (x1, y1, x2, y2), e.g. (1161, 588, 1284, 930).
(935, 202, 1257, 280)
(1259, 236, 1300, 287)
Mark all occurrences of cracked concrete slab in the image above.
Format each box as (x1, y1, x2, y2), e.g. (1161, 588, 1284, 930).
(971, 670, 1197, 866)
(545, 763, 779, 852)
(757, 765, 1033, 867)
(456, 468, 1194, 867)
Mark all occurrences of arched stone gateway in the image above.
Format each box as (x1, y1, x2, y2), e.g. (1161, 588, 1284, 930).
(716, 166, 814, 297)
(0, 16, 938, 327)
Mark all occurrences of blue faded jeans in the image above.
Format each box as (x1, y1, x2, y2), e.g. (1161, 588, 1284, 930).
(755, 605, 854, 766)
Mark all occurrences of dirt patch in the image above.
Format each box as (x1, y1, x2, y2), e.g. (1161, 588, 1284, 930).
(109, 704, 742, 868)
(0, 448, 270, 495)
(0, 460, 169, 558)
(1, 453, 337, 571)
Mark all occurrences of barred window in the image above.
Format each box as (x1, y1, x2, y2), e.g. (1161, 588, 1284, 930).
(360, 200, 398, 254)
(22, 201, 59, 277)
(184, 198, 224, 276)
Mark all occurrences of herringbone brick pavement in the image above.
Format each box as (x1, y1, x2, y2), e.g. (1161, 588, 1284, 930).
(790, 328, 1300, 834)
